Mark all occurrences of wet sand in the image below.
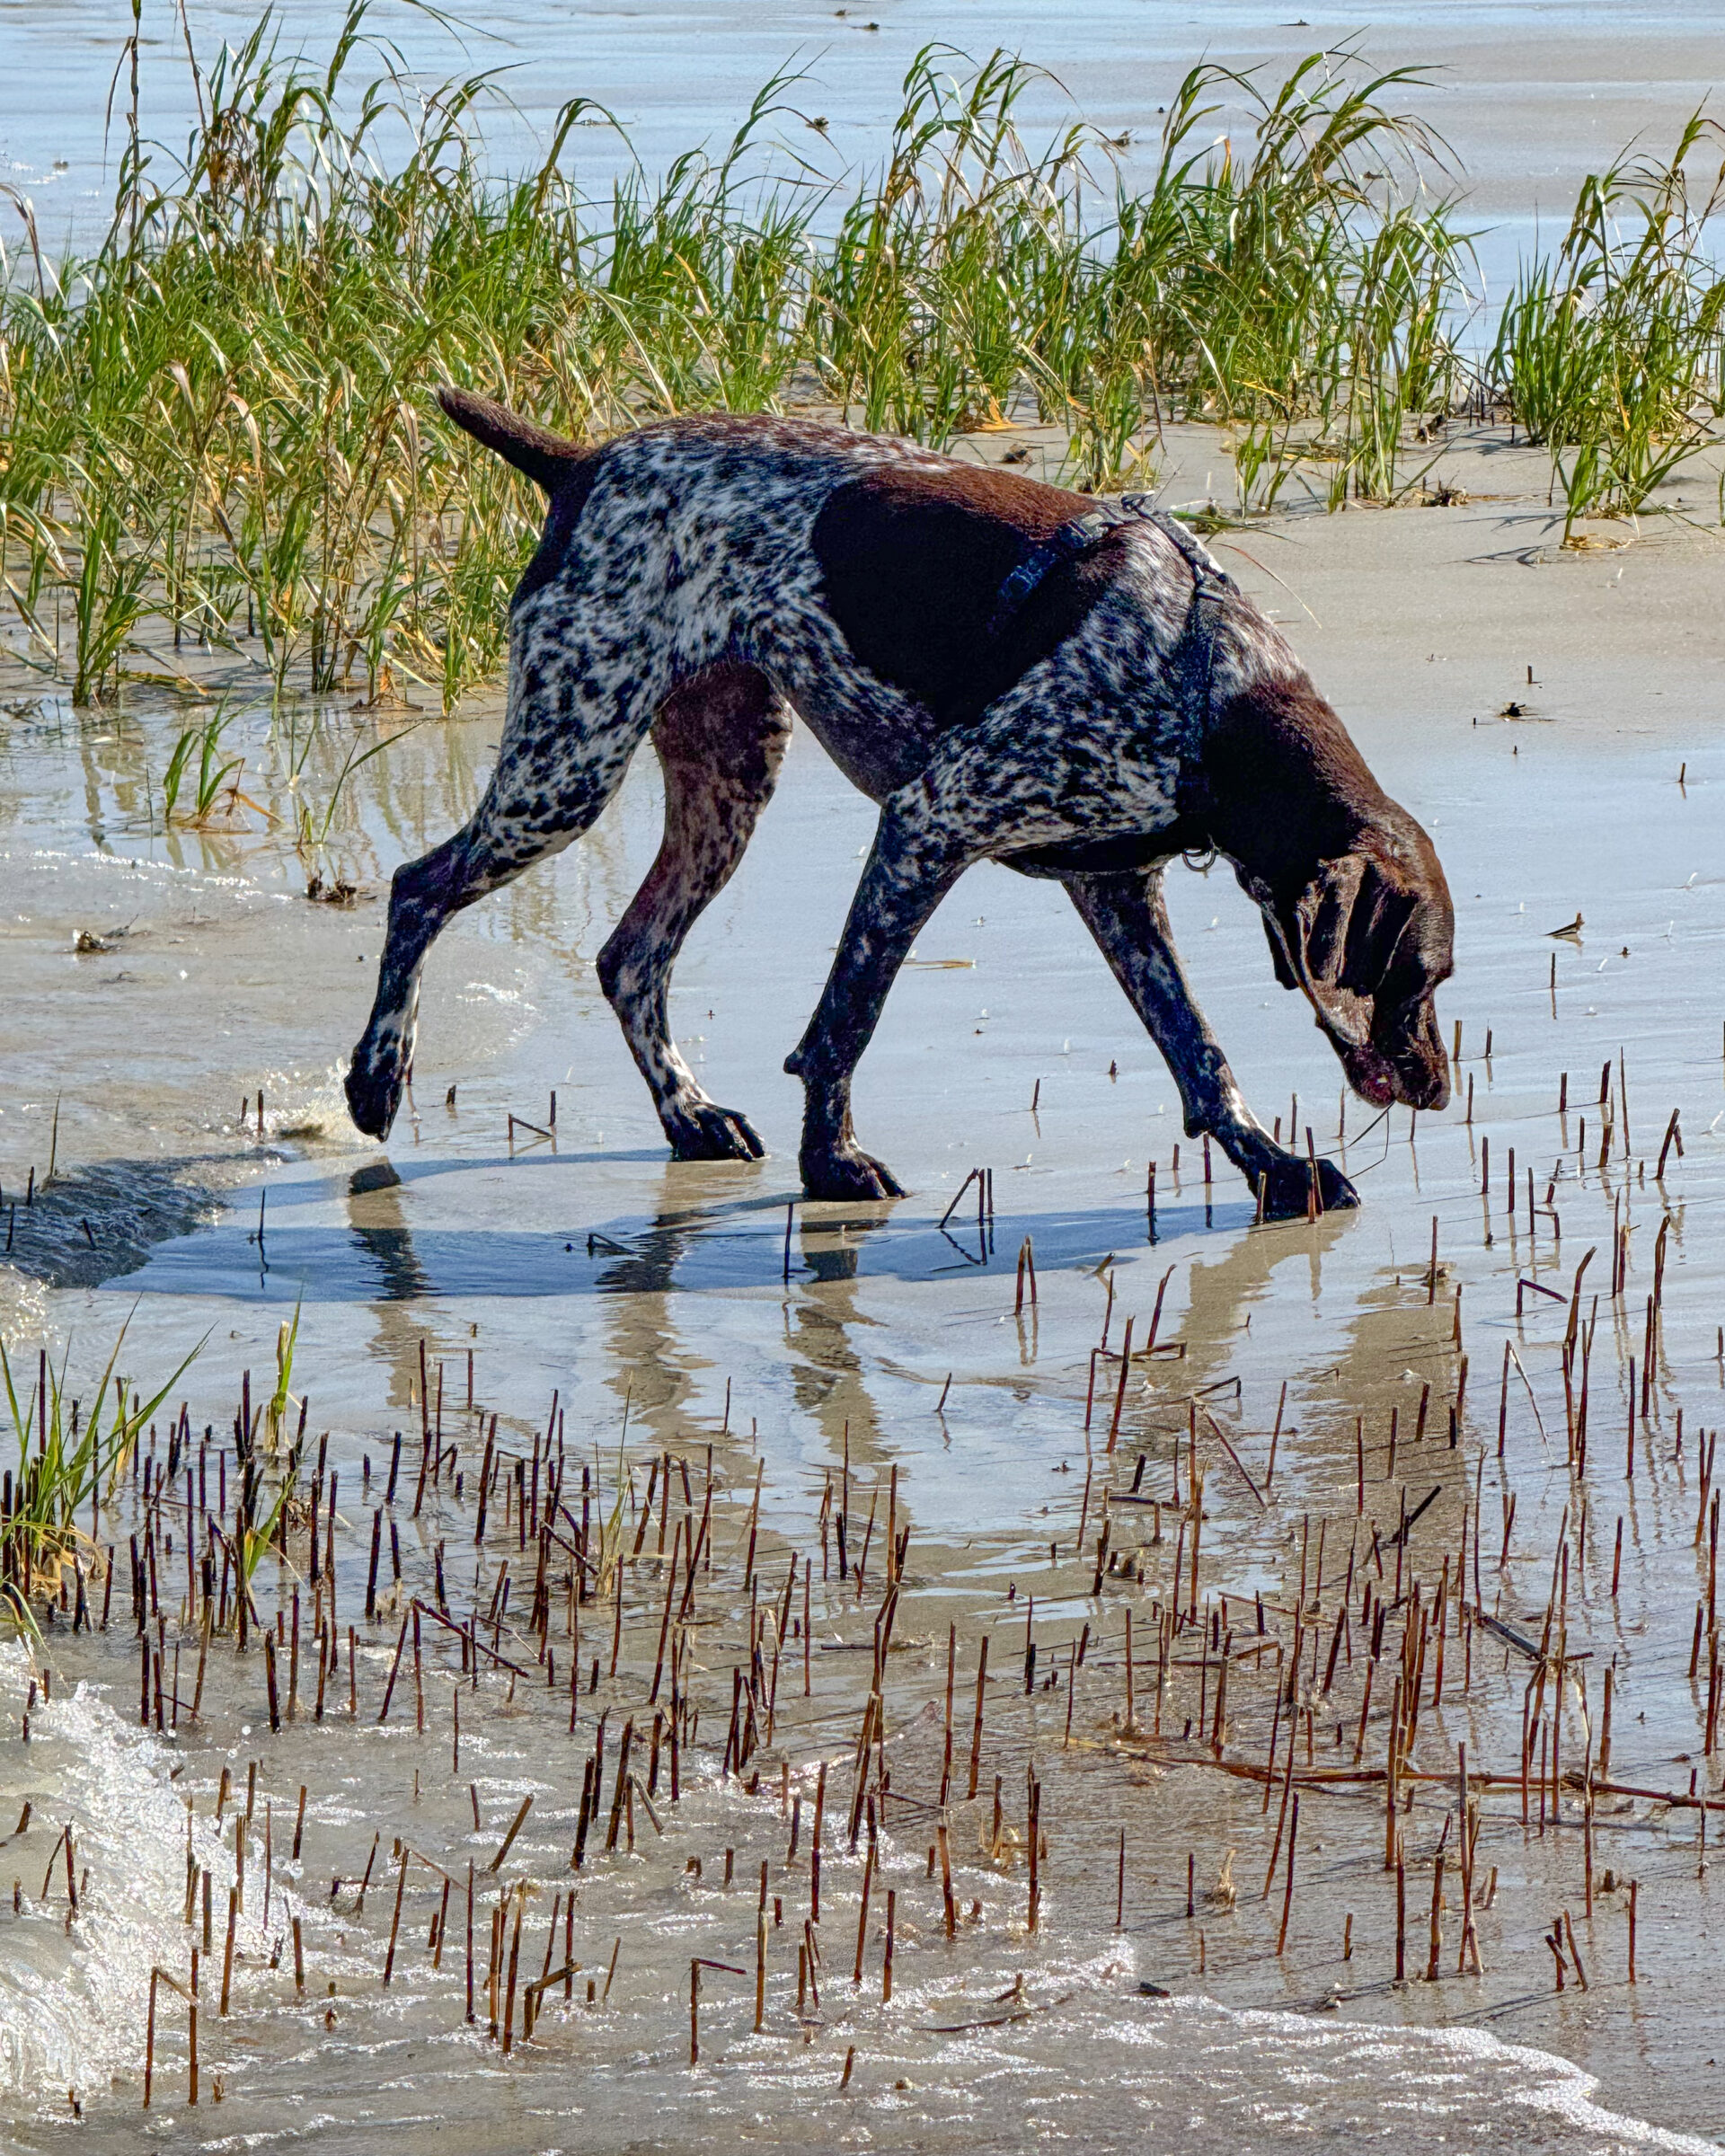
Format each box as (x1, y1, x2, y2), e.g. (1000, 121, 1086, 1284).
(2, 415, 1725, 2143)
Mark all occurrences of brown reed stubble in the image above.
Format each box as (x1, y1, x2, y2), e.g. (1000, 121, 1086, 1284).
(15, 1019, 1725, 2107)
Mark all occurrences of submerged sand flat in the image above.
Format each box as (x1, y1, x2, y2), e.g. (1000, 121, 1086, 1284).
(0, 422, 1723, 2144)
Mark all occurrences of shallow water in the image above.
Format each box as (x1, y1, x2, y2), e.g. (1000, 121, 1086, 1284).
(4, 1619, 1718, 2155)
(2, 448, 1725, 2144)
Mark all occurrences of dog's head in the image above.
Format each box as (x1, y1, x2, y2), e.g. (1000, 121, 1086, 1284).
(1253, 822, 1454, 1111)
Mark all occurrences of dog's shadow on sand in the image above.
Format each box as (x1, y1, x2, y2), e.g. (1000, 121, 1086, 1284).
(105, 1148, 1294, 1306)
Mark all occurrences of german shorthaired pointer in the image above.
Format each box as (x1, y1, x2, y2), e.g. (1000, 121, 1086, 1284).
(345, 390, 1453, 1215)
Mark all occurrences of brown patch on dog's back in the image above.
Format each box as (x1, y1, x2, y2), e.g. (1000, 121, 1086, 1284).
(812, 464, 1136, 726)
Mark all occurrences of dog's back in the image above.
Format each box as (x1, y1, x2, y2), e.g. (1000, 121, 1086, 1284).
(496, 407, 1253, 806)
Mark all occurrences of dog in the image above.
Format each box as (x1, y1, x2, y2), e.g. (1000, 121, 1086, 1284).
(345, 389, 1454, 1216)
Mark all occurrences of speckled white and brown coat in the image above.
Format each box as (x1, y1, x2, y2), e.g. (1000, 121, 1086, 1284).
(346, 393, 1454, 1210)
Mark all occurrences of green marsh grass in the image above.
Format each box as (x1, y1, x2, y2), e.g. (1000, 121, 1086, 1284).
(0, 1313, 319, 1631)
(161, 702, 246, 825)
(1488, 117, 1725, 535)
(0, 1321, 202, 1626)
(2, 7, 1722, 713)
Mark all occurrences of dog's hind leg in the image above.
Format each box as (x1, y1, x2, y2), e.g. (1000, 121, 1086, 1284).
(1064, 869, 1358, 1218)
(346, 677, 652, 1141)
(597, 663, 792, 1162)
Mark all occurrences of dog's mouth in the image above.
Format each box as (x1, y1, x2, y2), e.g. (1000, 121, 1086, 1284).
(1339, 1003, 1449, 1114)
(1341, 1041, 1448, 1112)
(1340, 1040, 1399, 1109)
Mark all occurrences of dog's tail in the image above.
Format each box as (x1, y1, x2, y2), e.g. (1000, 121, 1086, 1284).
(436, 385, 596, 493)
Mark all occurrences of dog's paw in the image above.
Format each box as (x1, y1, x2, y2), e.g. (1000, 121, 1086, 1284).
(1314, 1157, 1359, 1212)
(1252, 1152, 1358, 1221)
(801, 1145, 906, 1202)
(344, 1051, 403, 1141)
(667, 1100, 765, 1162)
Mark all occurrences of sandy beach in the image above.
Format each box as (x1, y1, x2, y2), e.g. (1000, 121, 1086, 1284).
(1, 416, 1723, 2143)
(3, 3, 1725, 2146)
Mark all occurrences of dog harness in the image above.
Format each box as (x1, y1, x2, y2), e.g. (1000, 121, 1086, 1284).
(986, 493, 1236, 819)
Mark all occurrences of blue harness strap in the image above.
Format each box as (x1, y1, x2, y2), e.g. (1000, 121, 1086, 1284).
(984, 493, 1237, 825)
(985, 494, 1235, 641)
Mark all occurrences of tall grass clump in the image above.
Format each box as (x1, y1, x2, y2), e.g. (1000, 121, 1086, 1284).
(0, 14, 1468, 712)
(0, 1323, 201, 1629)
(796, 49, 1475, 495)
(1490, 115, 1725, 534)
(1060, 55, 1473, 506)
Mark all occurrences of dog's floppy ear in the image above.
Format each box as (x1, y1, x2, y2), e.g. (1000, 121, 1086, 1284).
(1282, 851, 1419, 1049)
(436, 385, 590, 493)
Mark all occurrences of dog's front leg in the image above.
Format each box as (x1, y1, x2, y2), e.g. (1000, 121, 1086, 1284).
(784, 807, 971, 1201)
(348, 811, 562, 1139)
(1065, 870, 1358, 1218)
(346, 831, 483, 1140)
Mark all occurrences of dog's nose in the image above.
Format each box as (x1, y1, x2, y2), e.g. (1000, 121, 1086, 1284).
(1411, 1068, 1451, 1112)
(1395, 1056, 1450, 1113)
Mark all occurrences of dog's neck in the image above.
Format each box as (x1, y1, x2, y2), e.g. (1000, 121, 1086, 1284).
(1194, 676, 1390, 897)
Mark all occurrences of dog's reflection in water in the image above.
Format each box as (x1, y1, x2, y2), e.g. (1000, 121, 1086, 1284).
(795, 1210, 885, 1286)
(346, 1160, 433, 1304)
